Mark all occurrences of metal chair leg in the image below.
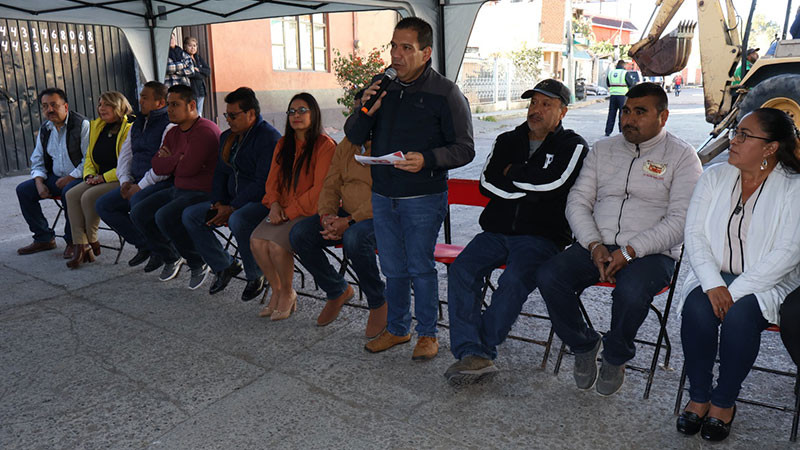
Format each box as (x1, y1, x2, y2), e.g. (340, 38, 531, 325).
(792, 371, 799, 442)
(673, 362, 688, 416)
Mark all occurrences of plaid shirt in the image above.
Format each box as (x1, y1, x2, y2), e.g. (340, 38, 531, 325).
(164, 50, 195, 87)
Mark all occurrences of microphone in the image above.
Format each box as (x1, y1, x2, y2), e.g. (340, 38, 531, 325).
(360, 68, 397, 114)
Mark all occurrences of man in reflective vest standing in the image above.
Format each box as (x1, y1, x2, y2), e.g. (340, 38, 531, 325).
(605, 60, 631, 136)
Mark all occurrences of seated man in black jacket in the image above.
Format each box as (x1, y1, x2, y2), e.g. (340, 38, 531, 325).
(181, 87, 281, 300)
(444, 79, 589, 385)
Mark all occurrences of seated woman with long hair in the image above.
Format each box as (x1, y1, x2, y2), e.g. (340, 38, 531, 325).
(64, 91, 133, 268)
(250, 93, 336, 320)
(677, 108, 800, 441)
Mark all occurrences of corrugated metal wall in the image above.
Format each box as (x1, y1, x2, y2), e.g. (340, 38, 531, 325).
(0, 19, 136, 175)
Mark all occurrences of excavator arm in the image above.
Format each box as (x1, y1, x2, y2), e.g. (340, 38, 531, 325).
(630, 0, 743, 124)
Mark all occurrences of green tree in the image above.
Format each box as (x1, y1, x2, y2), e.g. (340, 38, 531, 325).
(332, 47, 387, 116)
(509, 44, 543, 81)
(747, 13, 780, 51)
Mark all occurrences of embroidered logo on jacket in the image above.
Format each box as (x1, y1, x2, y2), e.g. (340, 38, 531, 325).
(543, 154, 554, 169)
(642, 160, 667, 179)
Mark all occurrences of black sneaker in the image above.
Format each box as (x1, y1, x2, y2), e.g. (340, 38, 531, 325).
(159, 258, 184, 281)
(188, 264, 210, 290)
(128, 249, 151, 267)
(143, 255, 164, 273)
(209, 261, 244, 295)
(241, 276, 266, 302)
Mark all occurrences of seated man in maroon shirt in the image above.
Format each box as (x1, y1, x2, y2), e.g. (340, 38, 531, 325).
(130, 84, 221, 289)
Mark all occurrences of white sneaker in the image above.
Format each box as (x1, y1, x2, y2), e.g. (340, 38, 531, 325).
(188, 264, 210, 290)
(159, 258, 185, 281)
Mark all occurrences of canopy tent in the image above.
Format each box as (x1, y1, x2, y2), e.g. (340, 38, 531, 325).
(0, 0, 486, 83)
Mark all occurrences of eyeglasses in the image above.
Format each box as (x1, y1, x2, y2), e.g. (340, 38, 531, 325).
(223, 110, 245, 120)
(286, 107, 310, 116)
(728, 128, 773, 143)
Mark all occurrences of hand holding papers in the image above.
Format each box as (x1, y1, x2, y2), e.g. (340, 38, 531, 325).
(355, 151, 406, 165)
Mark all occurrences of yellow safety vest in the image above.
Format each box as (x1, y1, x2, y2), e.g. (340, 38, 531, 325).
(608, 68, 628, 95)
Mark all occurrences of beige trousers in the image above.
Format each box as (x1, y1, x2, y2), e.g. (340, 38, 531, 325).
(65, 180, 119, 244)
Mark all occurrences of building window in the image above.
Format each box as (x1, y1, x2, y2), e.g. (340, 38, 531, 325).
(271, 14, 328, 71)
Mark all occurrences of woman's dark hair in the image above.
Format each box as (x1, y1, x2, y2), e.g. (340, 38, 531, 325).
(278, 92, 323, 191)
(750, 107, 800, 173)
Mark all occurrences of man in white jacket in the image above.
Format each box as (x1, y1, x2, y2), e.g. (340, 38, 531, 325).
(536, 83, 703, 396)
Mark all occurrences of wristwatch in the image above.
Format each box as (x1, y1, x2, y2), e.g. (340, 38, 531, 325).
(620, 246, 634, 263)
(348, 219, 356, 226)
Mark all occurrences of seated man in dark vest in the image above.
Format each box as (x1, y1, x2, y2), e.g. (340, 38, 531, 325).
(96, 81, 175, 268)
(16, 87, 89, 256)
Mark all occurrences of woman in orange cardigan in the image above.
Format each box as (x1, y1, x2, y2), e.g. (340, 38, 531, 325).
(251, 93, 336, 320)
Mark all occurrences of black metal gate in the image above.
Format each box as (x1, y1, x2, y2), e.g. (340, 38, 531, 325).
(0, 18, 136, 176)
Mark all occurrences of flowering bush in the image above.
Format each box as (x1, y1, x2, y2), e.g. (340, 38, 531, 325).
(332, 47, 387, 116)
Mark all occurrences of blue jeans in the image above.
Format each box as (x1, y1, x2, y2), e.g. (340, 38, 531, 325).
(130, 186, 209, 269)
(448, 232, 560, 360)
(682, 278, 769, 408)
(182, 201, 268, 280)
(371, 192, 447, 337)
(16, 175, 82, 244)
(605, 95, 626, 135)
(95, 180, 171, 250)
(290, 214, 385, 309)
(535, 243, 675, 365)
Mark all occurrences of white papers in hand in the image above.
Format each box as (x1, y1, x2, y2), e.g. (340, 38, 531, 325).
(354, 151, 406, 165)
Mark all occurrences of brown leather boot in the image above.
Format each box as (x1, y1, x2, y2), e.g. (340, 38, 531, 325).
(364, 329, 411, 353)
(365, 303, 388, 338)
(412, 336, 439, 361)
(63, 244, 75, 259)
(316, 285, 355, 326)
(17, 240, 56, 255)
(66, 244, 96, 269)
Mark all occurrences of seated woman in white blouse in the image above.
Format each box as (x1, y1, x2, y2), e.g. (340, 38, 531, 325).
(677, 108, 800, 442)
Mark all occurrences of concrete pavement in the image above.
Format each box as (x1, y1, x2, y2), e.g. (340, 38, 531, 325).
(2, 90, 798, 449)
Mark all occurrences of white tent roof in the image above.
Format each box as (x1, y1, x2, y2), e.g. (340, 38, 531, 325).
(0, 0, 485, 82)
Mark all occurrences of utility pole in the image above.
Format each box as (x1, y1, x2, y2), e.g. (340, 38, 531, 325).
(564, 0, 575, 103)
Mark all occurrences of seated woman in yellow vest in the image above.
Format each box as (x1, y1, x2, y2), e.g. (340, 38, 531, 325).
(65, 91, 133, 268)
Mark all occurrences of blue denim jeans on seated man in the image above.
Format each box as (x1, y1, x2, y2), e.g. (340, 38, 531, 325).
(448, 232, 560, 360)
(182, 201, 268, 280)
(681, 273, 770, 408)
(535, 243, 675, 366)
(96, 180, 172, 251)
(371, 192, 447, 338)
(130, 186, 209, 270)
(16, 175, 82, 244)
(290, 214, 385, 309)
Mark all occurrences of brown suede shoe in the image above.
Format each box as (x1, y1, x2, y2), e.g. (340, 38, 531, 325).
(89, 241, 101, 256)
(412, 336, 439, 361)
(317, 285, 355, 326)
(365, 303, 388, 338)
(364, 329, 411, 353)
(63, 244, 75, 259)
(17, 240, 56, 255)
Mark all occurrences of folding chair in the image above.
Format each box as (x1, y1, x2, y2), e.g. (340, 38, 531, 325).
(433, 179, 555, 365)
(51, 196, 126, 264)
(673, 325, 800, 442)
(551, 248, 684, 399)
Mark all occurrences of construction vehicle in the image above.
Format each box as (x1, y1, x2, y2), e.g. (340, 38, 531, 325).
(629, 0, 800, 163)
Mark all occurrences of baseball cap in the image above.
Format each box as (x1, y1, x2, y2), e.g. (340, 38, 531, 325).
(746, 47, 760, 55)
(521, 78, 571, 105)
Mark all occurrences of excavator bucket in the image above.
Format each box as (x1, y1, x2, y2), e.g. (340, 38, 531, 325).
(630, 21, 696, 76)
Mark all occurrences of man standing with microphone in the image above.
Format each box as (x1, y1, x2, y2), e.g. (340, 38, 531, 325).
(345, 16, 474, 361)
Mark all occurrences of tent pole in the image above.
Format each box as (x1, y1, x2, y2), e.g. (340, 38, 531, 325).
(438, 0, 446, 77)
(144, 0, 159, 81)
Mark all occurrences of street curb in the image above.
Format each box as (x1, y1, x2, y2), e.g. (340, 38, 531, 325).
(473, 97, 605, 121)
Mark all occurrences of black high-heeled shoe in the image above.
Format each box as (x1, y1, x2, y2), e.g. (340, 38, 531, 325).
(677, 403, 708, 435)
(700, 405, 736, 441)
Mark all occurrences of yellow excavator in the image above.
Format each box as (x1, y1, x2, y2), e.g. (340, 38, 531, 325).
(629, 0, 800, 163)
